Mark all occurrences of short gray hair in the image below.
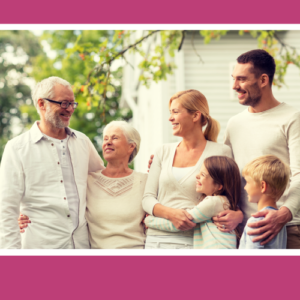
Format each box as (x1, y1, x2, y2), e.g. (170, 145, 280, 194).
(103, 121, 141, 163)
(32, 76, 73, 114)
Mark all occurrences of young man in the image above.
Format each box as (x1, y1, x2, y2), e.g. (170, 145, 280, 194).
(239, 155, 290, 249)
(0, 76, 104, 249)
(213, 49, 300, 249)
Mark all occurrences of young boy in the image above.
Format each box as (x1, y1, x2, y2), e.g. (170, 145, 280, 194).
(239, 155, 290, 249)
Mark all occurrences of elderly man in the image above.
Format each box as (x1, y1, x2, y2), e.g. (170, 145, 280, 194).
(0, 76, 104, 249)
(213, 49, 300, 249)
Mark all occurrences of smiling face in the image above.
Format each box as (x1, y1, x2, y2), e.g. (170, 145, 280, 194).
(102, 126, 135, 164)
(232, 63, 262, 107)
(43, 84, 75, 128)
(244, 175, 262, 203)
(169, 99, 195, 137)
(196, 164, 221, 196)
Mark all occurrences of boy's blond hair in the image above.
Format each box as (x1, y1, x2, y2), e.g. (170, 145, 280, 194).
(242, 155, 290, 201)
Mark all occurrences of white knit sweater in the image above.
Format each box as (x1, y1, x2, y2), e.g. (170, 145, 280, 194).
(224, 103, 300, 228)
(86, 170, 148, 249)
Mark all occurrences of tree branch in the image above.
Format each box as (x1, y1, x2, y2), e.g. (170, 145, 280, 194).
(178, 30, 186, 51)
(87, 30, 160, 82)
(191, 31, 204, 64)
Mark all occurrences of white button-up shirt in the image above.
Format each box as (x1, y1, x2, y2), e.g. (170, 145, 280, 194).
(44, 134, 80, 229)
(0, 122, 104, 249)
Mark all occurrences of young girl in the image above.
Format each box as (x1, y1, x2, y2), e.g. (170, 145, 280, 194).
(144, 156, 241, 249)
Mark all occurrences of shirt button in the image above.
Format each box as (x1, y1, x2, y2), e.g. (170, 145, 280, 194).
(51, 143, 54, 146)
(61, 180, 63, 183)
(58, 162, 60, 164)
(63, 153, 65, 155)
(64, 197, 66, 200)
(67, 215, 70, 217)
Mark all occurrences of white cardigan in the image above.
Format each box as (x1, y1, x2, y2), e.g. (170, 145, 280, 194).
(142, 141, 233, 238)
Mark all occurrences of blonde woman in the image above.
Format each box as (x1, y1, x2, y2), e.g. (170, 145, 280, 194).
(143, 89, 243, 249)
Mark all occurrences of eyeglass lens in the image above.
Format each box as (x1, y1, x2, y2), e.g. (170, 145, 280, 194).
(61, 101, 78, 109)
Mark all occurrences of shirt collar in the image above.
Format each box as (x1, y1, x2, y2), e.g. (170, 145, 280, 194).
(30, 121, 77, 144)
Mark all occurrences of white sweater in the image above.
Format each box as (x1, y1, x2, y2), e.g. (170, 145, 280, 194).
(142, 141, 233, 237)
(224, 103, 300, 227)
(86, 170, 147, 249)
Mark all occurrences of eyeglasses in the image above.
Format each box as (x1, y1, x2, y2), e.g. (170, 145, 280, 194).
(43, 98, 78, 109)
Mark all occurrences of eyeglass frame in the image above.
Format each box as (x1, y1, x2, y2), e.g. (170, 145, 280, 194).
(42, 98, 78, 109)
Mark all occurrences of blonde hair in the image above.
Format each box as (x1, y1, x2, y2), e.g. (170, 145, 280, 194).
(242, 155, 290, 201)
(169, 89, 220, 142)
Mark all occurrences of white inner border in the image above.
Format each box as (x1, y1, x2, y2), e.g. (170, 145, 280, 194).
(0, 24, 300, 29)
(0, 24, 299, 256)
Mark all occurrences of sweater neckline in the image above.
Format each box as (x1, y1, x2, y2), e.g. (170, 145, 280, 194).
(95, 170, 135, 197)
(245, 102, 285, 117)
(169, 140, 210, 184)
(98, 169, 135, 180)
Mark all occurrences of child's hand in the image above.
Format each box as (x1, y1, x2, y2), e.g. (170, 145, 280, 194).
(18, 214, 31, 233)
(212, 209, 243, 232)
(147, 155, 154, 172)
(142, 214, 150, 229)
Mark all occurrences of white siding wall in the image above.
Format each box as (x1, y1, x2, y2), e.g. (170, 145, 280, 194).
(182, 31, 300, 143)
(122, 31, 300, 172)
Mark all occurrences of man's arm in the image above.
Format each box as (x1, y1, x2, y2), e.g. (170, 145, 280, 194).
(223, 123, 234, 159)
(281, 112, 300, 218)
(248, 113, 300, 245)
(88, 138, 105, 172)
(247, 207, 291, 244)
(0, 142, 24, 248)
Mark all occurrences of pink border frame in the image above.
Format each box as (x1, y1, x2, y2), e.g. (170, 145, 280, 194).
(1, 0, 300, 23)
(1, 256, 299, 298)
(1, 0, 300, 296)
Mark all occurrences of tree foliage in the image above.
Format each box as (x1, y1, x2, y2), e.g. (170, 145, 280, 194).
(71, 30, 300, 94)
(0, 30, 41, 160)
(1, 29, 300, 162)
(27, 30, 132, 159)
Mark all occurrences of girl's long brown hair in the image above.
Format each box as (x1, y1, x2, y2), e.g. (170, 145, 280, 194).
(204, 156, 242, 242)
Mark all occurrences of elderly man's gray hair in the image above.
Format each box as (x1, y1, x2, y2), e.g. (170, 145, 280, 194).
(32, 76, 73, 114)
(103, 121, 141, 163)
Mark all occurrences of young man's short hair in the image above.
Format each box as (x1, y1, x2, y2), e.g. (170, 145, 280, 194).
(237, 49, 276, 86)
(242, 155, 290, 200)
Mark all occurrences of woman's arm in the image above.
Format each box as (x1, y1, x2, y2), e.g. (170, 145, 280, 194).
(147, 196, 227, 231)
(142, 147, 196, 231)
(152, 204, 195, 231)
(142, 149, 162, 215)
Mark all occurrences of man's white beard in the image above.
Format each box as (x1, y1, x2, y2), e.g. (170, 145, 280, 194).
(45, 106, 68, 128)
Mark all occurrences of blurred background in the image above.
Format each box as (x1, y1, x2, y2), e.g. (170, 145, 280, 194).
(1, 30, 300, 171)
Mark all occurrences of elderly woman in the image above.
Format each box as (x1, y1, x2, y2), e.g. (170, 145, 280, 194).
(143, 89, 243, 249)
(86, 121, 147, 249)
(19, 120, 147, 249)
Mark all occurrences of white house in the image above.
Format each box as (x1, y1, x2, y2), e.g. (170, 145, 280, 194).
(121, 30, 300, 172)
